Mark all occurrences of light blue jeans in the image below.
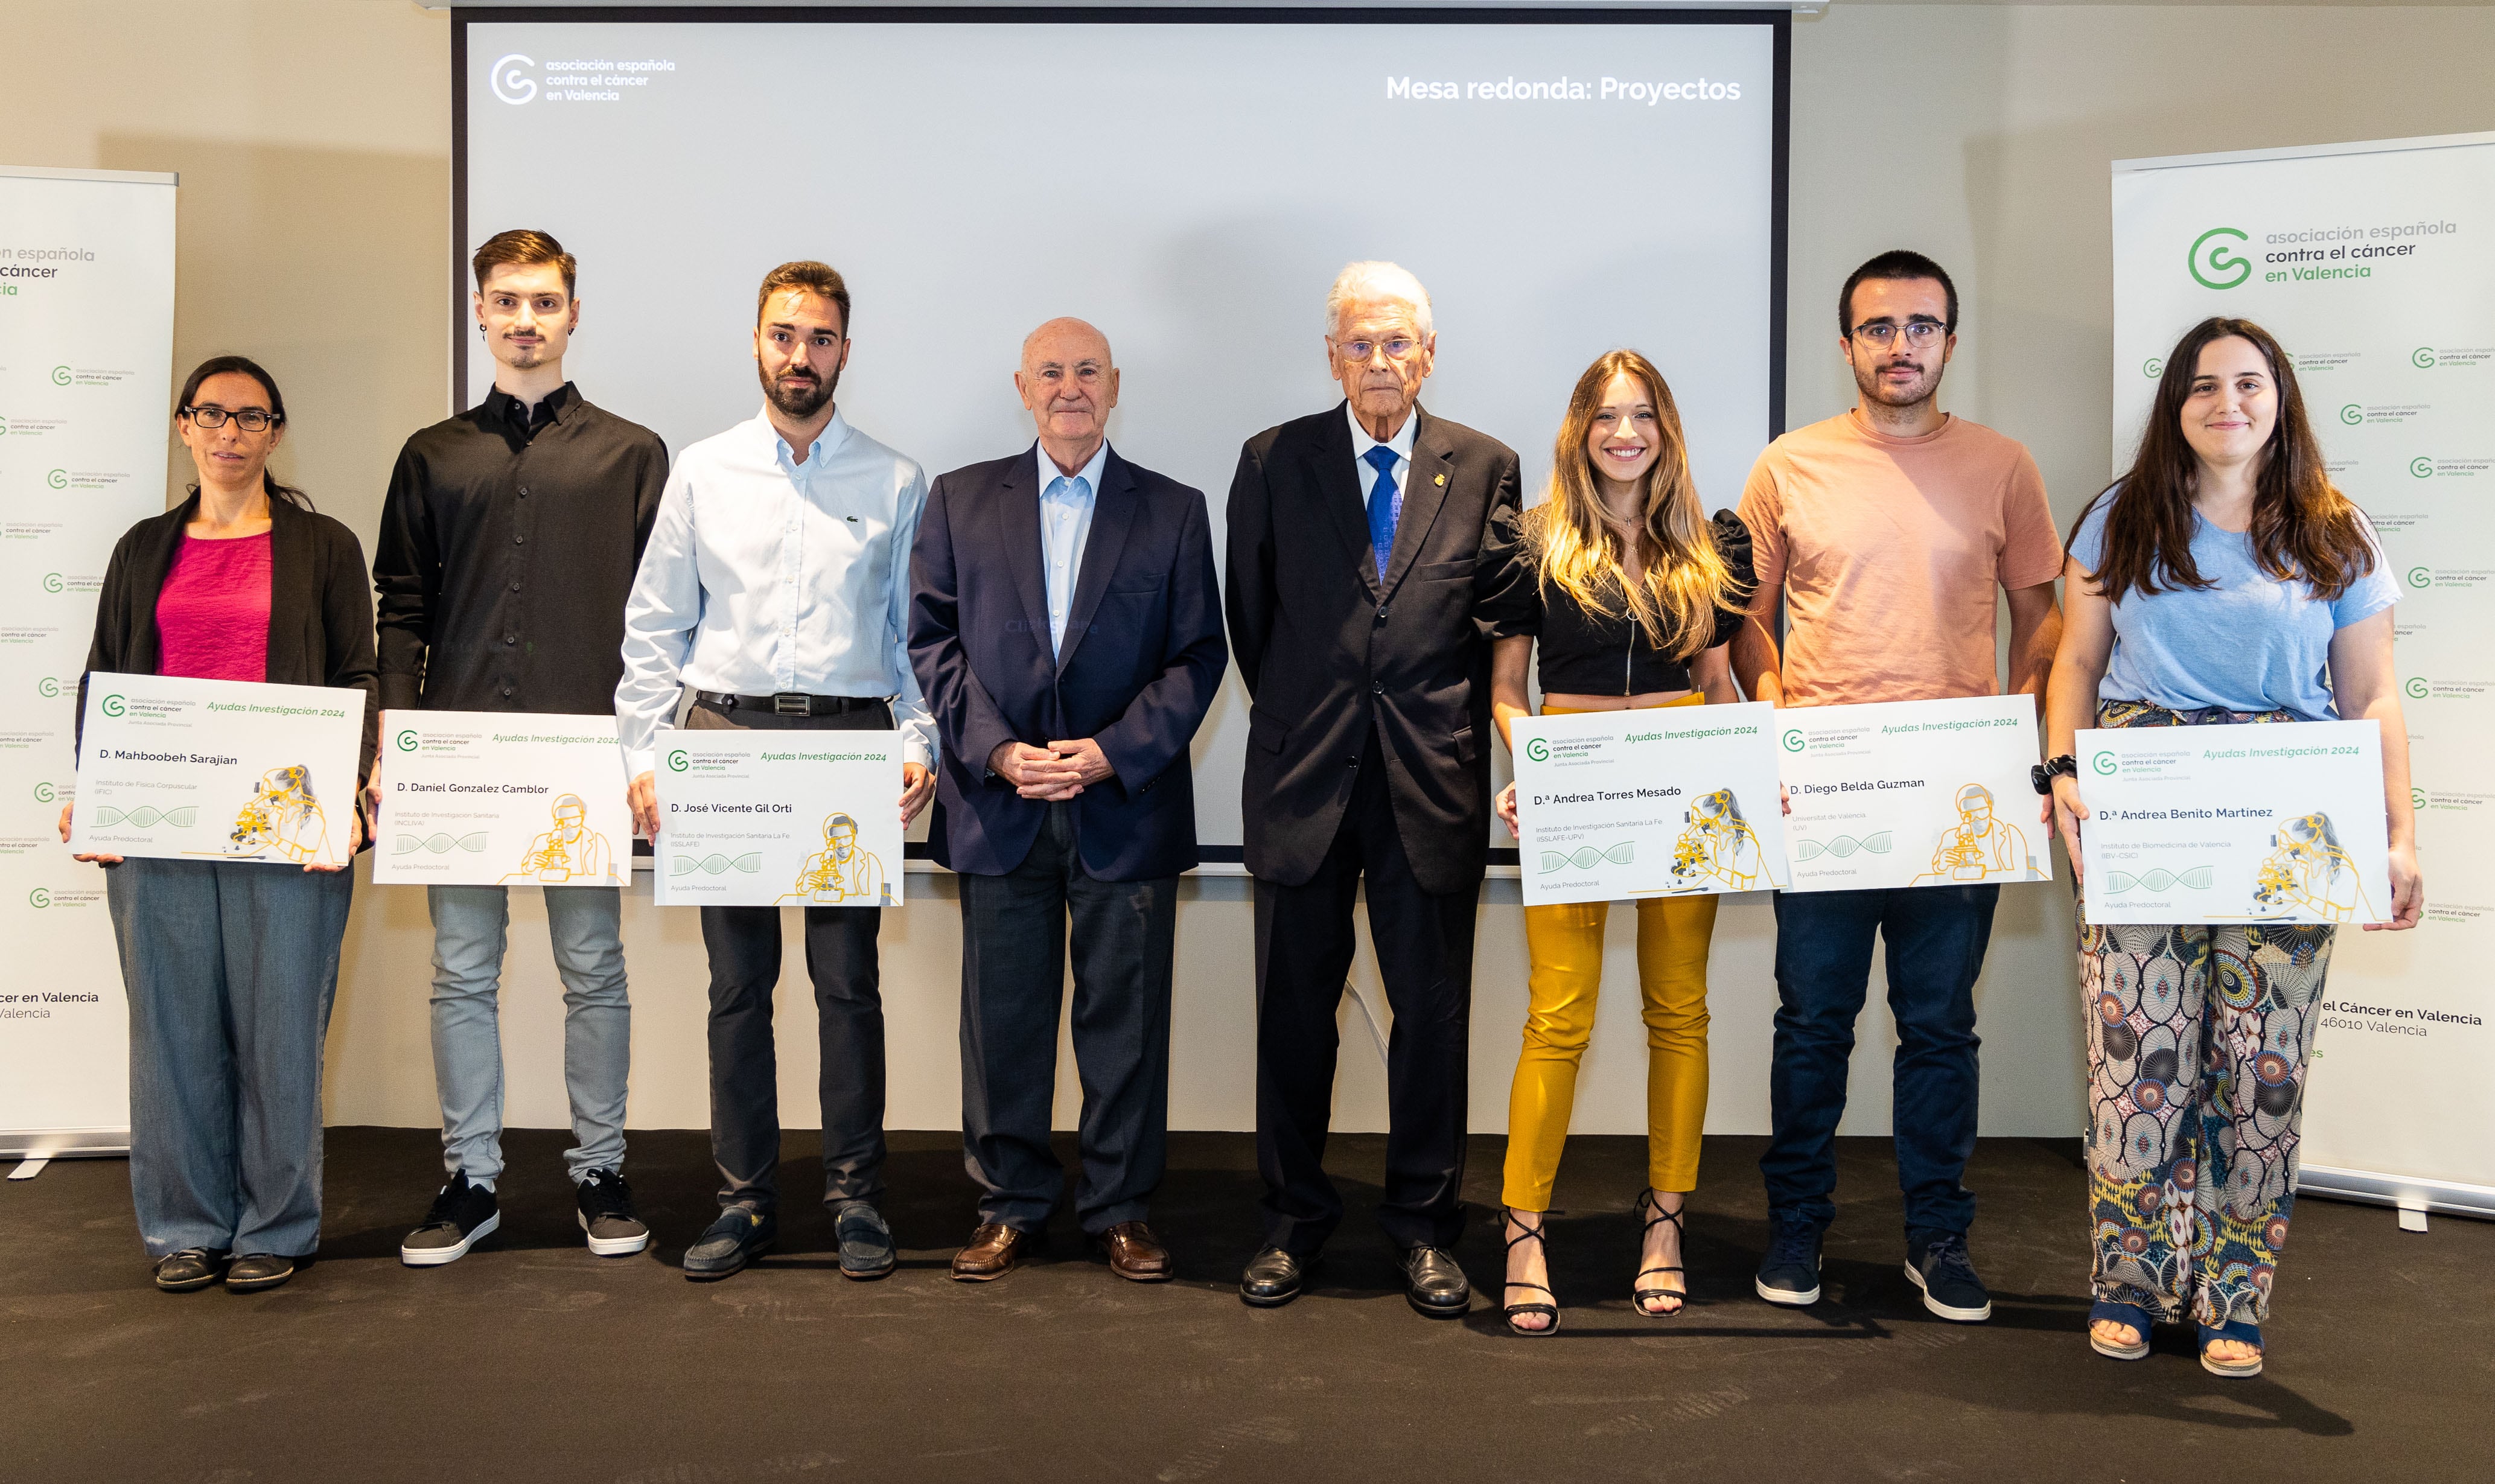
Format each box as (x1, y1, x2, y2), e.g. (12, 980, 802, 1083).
(428, 884, 629, 1184)
(107, 857, 353, 1259)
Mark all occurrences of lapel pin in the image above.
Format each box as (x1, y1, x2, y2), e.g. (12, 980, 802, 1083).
(1434, 473, 1447, 487)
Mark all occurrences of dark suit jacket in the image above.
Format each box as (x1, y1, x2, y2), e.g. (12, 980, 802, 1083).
(1225, 403, 1525, 895)
(910, 442, 1227, 882)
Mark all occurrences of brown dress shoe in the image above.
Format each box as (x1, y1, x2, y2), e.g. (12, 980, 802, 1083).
(951, 1223, 1033, 1282)
(1098, 1221, 1172, 1282)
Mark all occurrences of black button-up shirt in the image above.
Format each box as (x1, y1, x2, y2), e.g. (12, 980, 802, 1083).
(374, 382, 667, 713)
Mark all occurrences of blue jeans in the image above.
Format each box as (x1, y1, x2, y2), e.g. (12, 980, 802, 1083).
(1762, 885, 1998, 1236)
(107, 857, 353, 1259)
(428, 884, 629, 1184)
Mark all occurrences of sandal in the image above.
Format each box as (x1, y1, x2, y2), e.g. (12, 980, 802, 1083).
(1632, 1188, 1688, 1317)
(1501, 1207, 1560, 1337)
(2197, 1317, 2264, 1378)
(2086, 1299, 2153, 1361)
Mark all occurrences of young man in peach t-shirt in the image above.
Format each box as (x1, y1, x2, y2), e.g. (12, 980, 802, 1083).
(1732, 250, 2063, 1326)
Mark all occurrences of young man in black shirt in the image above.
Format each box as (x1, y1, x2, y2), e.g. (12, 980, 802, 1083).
(375, 230, 668, 1266)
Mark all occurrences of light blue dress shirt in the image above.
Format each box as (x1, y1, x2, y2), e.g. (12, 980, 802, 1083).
(616, 407, 935, 773)
(1037, 439, 1109, 656)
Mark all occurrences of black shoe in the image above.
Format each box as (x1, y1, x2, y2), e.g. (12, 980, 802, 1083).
(575, 1169, 650, 1257)
(225, 1253, 296, 1292)
(683, 1206, 776, 1281)
(1904, 1229, 1992, 1322)
(1755, 1211, 1824, 1307)
(832, 1200, 896, 1281)
(153, 1247, 229, 1293)
(1239, 1246, 1311, 1308)
(401, 1174, 500, 1267)
(1402, 1245, 1470, 1317)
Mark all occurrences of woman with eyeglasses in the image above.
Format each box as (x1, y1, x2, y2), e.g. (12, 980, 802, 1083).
(60, 355, 378, 1294)
(2045, 317, 2420, 1377)
(1486, 349, 1751, 1334)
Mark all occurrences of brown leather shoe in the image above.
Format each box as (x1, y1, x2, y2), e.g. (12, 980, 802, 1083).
(1098, 1221, 1172, 1282)
(951, 1222, 1033, 1282)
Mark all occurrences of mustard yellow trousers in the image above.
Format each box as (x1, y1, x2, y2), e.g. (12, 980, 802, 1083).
(1502, 699, 1718, 1209)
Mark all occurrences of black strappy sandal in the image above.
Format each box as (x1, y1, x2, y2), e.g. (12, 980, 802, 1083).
(1633, 1188, 1689, 1317)
(1501, 1207, 1560, 1337)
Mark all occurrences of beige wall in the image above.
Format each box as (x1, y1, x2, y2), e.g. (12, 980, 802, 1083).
(8, 4, 2492, 1141)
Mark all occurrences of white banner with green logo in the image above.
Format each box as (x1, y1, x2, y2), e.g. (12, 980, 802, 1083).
(0, 165, 177, 1159)
(2114, 132, 2495, 1219)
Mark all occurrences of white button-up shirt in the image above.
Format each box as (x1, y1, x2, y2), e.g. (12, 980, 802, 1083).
(1036, 439, 1107, 656)
(616, 408, 935, 773)
(1346, 400, 1415, 532)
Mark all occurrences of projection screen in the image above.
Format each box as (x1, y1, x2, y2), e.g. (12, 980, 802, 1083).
(456, 7, 1790, 866)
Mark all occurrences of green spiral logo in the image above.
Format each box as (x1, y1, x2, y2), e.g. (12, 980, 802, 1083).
(2413, 347, 2436, 369)
(2188, 228, 2251, 290)
(1781, 729, 1805, 753)
(2338, 404, 2362, 426)
(41, 573, 62, 593)
(37, 677, 59, 698)
(28, 887, 51, 909)
(49, 366, 71, 386)
(2142, 357, 2164, 379)
(101, 693, 126, 717)
(2091, 752, 2118, 777)
(2412, 787, 2427, 810)
(2404, 677, 2429, 699)
(395, 729, 418, 753)
(1523, 737, 1549, 763)
(2410, 457, 2435, 479)
(34, 782, 55, 803)
(2407, 567, 2431, 590)
(666, 748, 690, 773)
(46, 469, 67, 489)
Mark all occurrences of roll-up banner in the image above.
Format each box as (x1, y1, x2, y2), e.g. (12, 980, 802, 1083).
(0, 165, 178, 1161)
(2112, 132, 2495, 1220)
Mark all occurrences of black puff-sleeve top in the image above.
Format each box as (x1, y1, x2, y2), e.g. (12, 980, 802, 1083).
(1495, 508, 1754, 696)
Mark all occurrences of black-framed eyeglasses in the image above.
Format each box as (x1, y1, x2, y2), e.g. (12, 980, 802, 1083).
(1850, 320, 1948, 349)
(183, 406, 280, 432)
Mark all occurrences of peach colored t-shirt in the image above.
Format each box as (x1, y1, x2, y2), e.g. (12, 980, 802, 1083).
(1738, 411, 2060, 707)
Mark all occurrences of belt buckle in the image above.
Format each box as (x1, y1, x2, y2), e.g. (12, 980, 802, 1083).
(772, 692, 811, 717)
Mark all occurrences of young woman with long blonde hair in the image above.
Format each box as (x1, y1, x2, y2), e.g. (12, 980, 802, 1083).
(1488, 349, 1751, 1334)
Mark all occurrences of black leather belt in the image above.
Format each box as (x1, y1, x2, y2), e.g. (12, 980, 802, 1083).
(695, 690, 887, 718)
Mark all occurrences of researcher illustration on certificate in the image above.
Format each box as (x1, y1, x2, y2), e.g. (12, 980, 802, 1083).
(1910, 782, 2037, 886)
(504, 793, 613, 885)
(780, 812, 887, 905)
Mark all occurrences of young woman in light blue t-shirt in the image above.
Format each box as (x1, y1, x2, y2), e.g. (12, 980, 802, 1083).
(2044, 316, 2421, 1381)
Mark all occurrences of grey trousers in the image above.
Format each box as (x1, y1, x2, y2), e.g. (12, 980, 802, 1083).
(686, 699, 891, 1212)
(106, 856, 354, 1258)
(958, 802, 1176, 1235)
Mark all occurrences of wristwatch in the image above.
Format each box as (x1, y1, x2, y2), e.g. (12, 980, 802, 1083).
(2031, 755, 2077, 795)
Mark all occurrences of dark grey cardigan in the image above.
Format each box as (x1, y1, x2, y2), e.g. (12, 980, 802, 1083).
(77, 492, 381, 791)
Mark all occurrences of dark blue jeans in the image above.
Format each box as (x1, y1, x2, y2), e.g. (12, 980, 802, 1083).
(1761, 885, 1998, 1237)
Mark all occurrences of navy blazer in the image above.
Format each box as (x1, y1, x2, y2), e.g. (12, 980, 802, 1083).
(910, 442, 1227, 882)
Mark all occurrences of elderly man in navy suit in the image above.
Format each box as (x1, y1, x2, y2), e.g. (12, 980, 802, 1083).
(910, 317, 1226, 1285)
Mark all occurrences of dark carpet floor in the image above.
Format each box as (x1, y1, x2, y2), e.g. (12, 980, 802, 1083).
(2, 1127, 2486, 1482)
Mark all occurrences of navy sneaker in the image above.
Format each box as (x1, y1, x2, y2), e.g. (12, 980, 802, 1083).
(832, 1200, 896, 1281)
(1904, 1229, 1992, 1322)
(683, 1206, 776, 1281)
(1754, 1212, 1824, 1307)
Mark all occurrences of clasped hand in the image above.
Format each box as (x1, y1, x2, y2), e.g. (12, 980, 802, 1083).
(990, 739, 1112, 801)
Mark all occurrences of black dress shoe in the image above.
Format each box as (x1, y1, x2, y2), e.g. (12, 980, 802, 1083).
(154, 1247, 230, 1293)
(225, 1253, 297, 1293)
(683, 1207, 777, 1281)
(1402, 1245, 1470, 1317)
(1240, 1246, 1313, 1308)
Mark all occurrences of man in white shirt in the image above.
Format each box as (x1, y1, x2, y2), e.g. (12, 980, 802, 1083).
(617, 260, 935, 1282)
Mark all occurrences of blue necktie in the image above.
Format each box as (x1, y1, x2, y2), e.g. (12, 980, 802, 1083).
(1363, 445, 1401, 581)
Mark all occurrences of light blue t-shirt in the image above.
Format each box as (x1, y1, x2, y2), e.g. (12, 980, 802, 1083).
(2068, 497, 2397, 721)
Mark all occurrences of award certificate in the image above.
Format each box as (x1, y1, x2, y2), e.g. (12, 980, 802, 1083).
(652, 730, 903, 907)
(2079, 719, 2390, 926)
(70, 673, 365, 868)
(1509, 701, 1789, 908)
(1779, 695, 2050, 894)
(373, 711, 631, 887)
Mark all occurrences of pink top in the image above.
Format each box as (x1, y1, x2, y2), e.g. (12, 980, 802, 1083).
(155, 530, 273, 682)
